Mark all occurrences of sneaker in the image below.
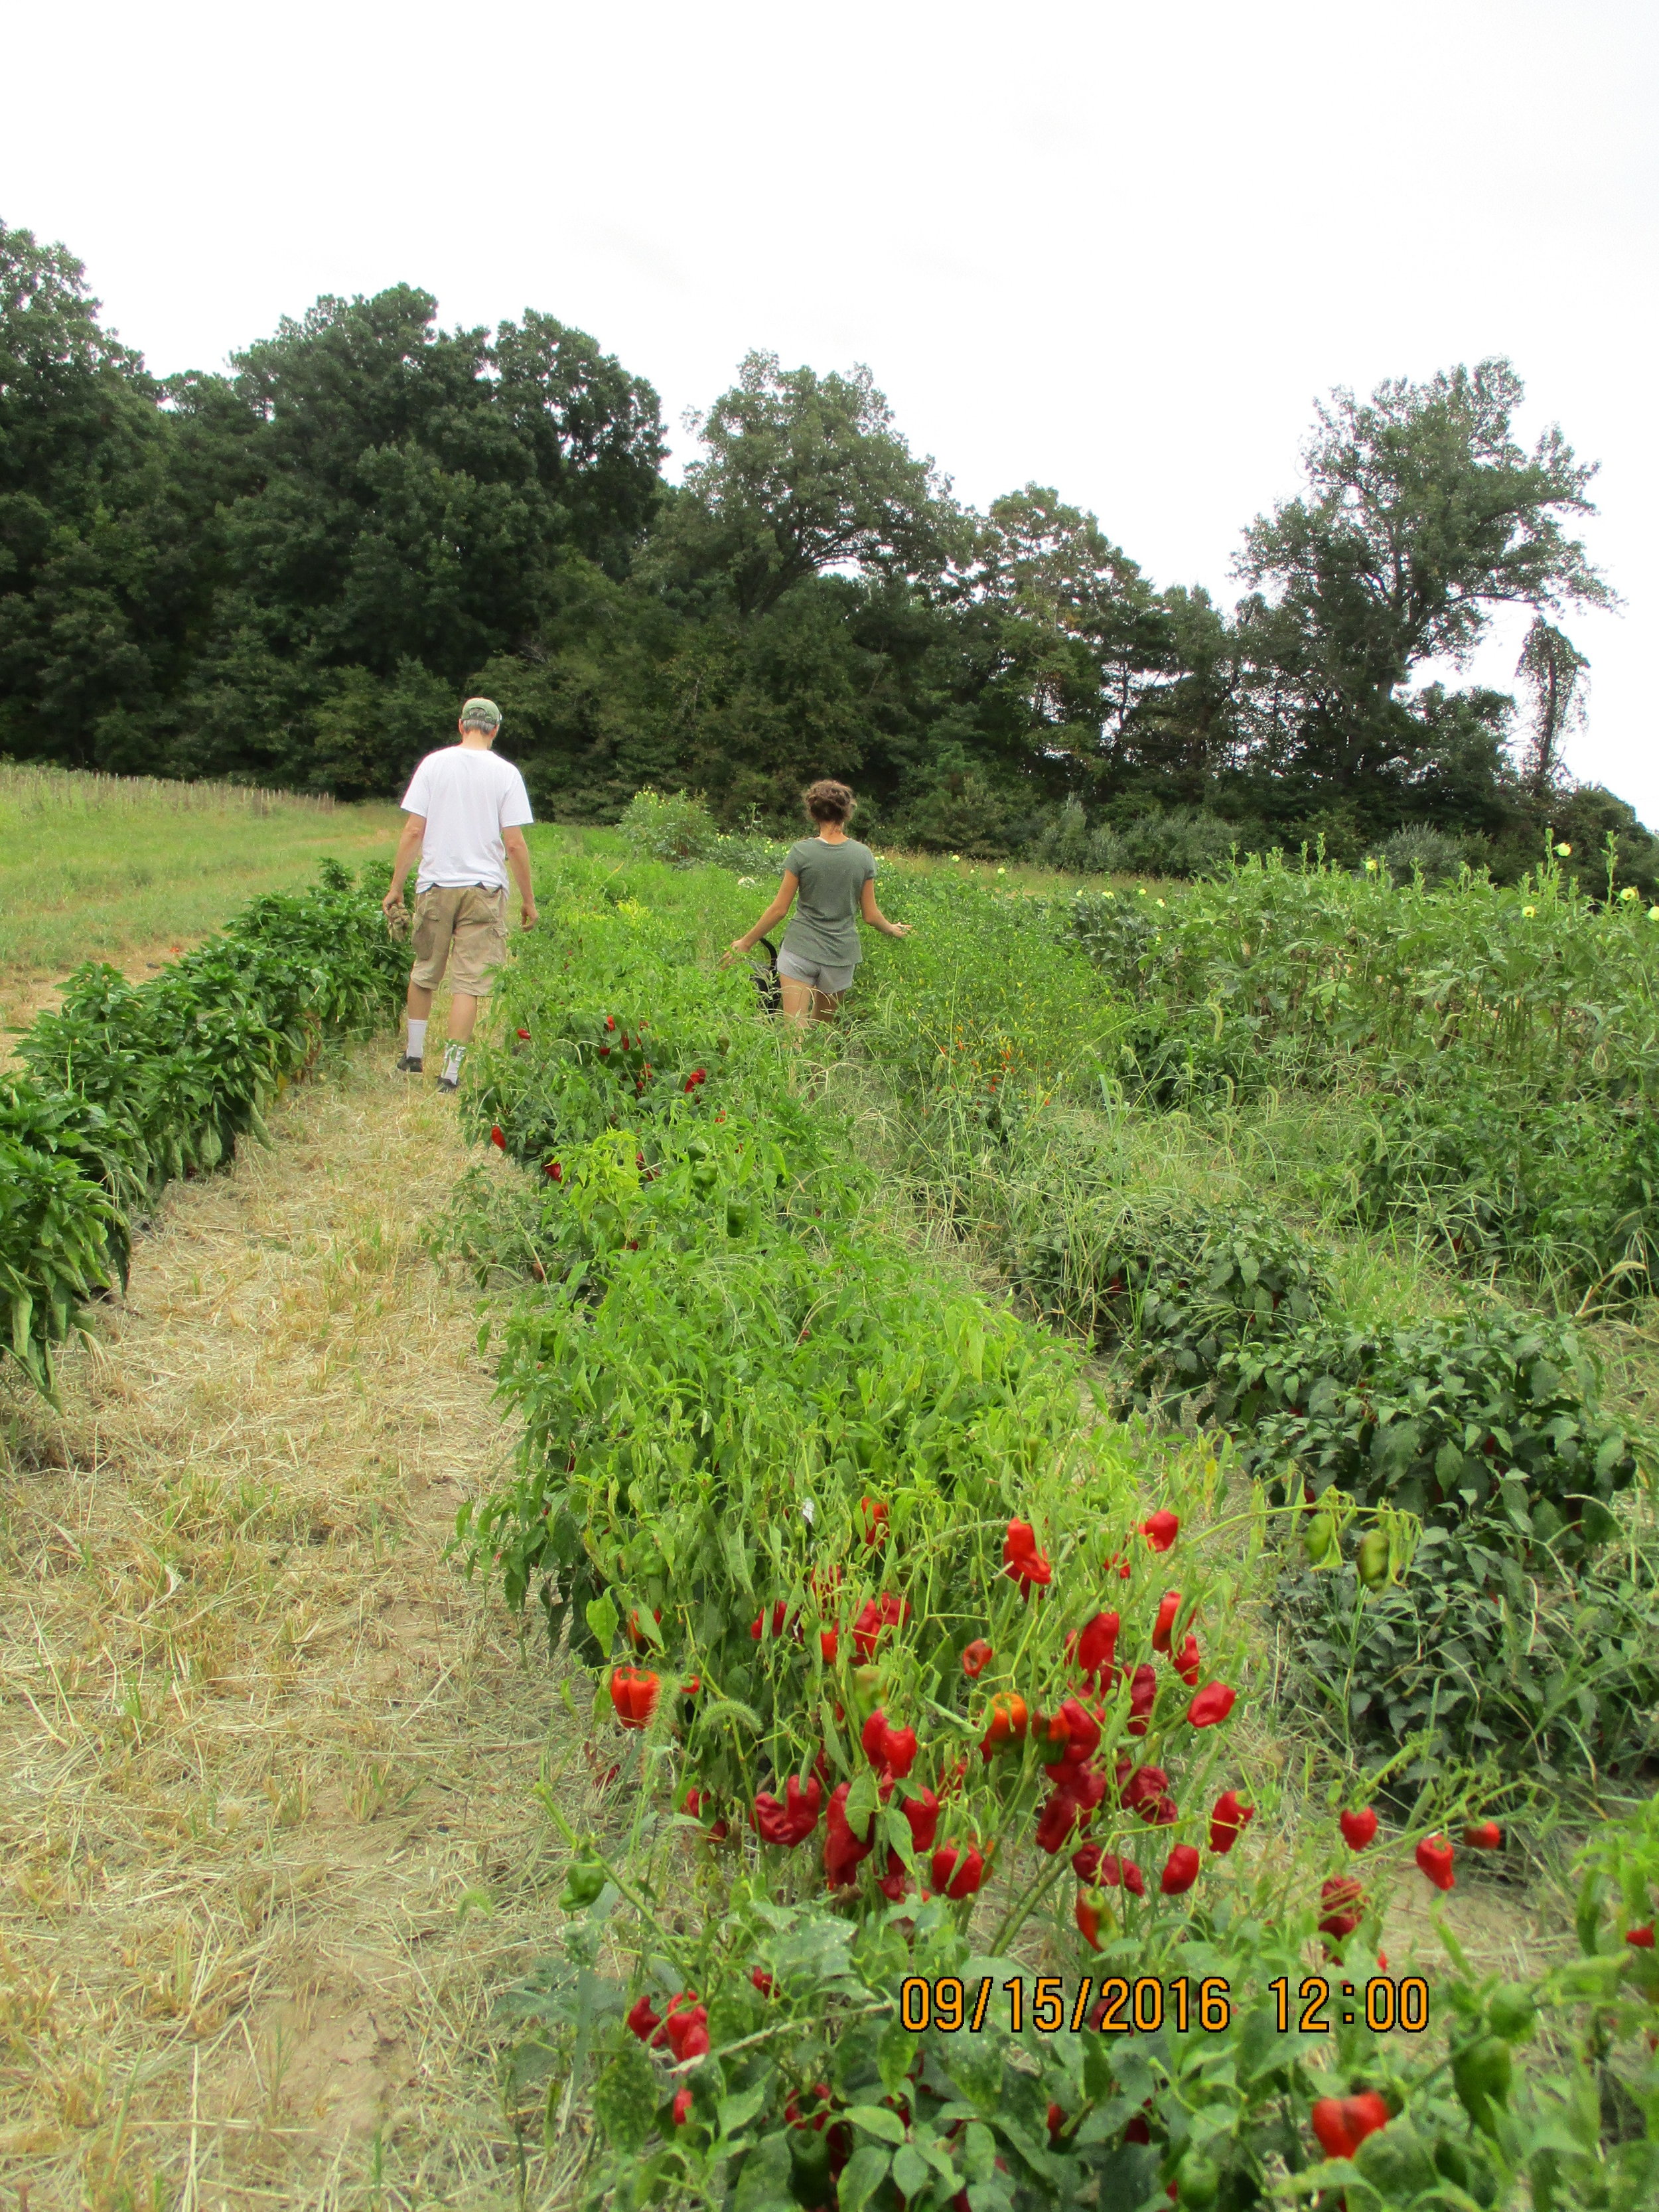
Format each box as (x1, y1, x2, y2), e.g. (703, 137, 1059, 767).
(396, 1053, 423, 1074)
(437, 1074, 459, 1092)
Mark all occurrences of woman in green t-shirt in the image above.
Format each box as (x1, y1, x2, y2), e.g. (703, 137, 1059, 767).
(723, 779, 911, 1026)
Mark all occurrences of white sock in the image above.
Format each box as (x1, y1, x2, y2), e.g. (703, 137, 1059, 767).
(442, 1041, 467, 1080)
(406, 1019, 427, 1059)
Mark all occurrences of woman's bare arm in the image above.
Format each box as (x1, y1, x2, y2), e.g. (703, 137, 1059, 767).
(725, 873, 800, 959)
(861, 878, 912, 938)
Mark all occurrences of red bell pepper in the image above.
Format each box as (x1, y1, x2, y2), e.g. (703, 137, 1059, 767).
(1160, 1844, 1201, 1895)
(930, 1841, 987, 1899)
(1415, 1834, 1456, 1891)
(1208, 1789, 1254, 1854)
(1187, 1681, 1236, 1729)
(1069, 1610, 1119, 1689)
(753, 1775, 824, 1847)
(609, 1666, 660, 1729)
(1311, 2093, 1390, 2160)
(1126, 1663, 1158, 1736)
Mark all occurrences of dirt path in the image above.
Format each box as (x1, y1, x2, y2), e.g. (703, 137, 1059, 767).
(0, 1046, 590, 2211)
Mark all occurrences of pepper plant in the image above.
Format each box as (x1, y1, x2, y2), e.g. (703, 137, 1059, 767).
(459, 865, 1659, 2211)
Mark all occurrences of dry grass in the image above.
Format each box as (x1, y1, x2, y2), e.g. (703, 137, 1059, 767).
(0, 1038, 603, 2212)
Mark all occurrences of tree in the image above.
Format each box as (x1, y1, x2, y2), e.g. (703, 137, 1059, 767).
(1514, 615, 1588, 795)
(0, 220, 183, 763)
(962, 484, 1171, 779)
(492, 311, 665, 577)
(654, 354, 955, 618)
(175, 288, 665, 792)
(1234, 360, 1611, 819)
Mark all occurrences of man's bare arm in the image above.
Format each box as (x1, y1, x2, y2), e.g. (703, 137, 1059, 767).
(503, 826, 538, 928)
(384, 814, 425, 912)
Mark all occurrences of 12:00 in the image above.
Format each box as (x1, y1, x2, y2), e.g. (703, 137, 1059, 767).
(1268, 1975, 1429, 2033)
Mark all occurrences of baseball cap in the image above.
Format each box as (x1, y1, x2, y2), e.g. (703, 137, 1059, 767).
(460, 697, 502, 730)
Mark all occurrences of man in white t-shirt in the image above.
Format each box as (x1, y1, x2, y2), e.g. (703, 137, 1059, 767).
(382, 697, 538, 1090)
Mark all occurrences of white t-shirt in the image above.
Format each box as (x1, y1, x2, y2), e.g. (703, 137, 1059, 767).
(399, 745, 534, 892)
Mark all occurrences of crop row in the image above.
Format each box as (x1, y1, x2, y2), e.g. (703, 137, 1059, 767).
(975, 1173, 1655, 1782)
(455, 855, 1659, 2212)
(837, 861, 1659, 1779)
(1, 860, 406, 1389)
(840, 851, 1659, 1302)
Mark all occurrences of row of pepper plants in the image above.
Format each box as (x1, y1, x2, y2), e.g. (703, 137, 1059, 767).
(1062, 846, 1659, 1301)
(1, 859, 406, 1390)
(455, 857, 1659, 2212)
(837, 863, 1659, 1781)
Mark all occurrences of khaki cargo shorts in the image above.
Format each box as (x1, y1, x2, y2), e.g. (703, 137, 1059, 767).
(409, 884, 509, 997)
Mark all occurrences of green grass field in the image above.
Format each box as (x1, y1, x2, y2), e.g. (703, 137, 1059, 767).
(0, 761, 403, 1019)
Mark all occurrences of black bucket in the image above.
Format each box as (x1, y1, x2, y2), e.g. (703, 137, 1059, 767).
(751, 936, 781, 1013)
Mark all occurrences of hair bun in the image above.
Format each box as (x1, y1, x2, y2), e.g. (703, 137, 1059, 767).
(804, 778, 855, 824)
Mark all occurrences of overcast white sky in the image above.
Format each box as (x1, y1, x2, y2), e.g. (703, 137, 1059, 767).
(7, 0, 1654, 815)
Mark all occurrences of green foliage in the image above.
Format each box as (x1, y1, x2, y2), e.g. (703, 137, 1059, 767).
(1234, 359, 1611, 816)
(1056, 853, 1659, 1294)
(1279, 1537, 1659, 1781)
(1214, 1306, 1637, 1560)
(1092, 809, 1243, 881)
(1342, 1078, 1659, 1297)
(0, 861, 403, 1388)
(1029, 802, 1250, 881)
(887, 768, 1015, 859)
(0, 219, 192, 769)
(1016, 1199, 1328, 1397)
(1066, 850, 1659, 1103)
(707, 821, 795, 878)
(0, 225, 664, 794)
(457, 851, 1659, 2212)
(0, 759, 400, 987)
(617, 788, 720, 868)
(834, 855, 1659, 1778)
(1379, 824, 1469, 887)
(0, 1086, 124, 1390)
(647, 353, 954, 619)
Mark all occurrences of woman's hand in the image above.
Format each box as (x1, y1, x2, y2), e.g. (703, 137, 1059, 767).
(721, 937, 750, 968)
(885, 921, 914, 938)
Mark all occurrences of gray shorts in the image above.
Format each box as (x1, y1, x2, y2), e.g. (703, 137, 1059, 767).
(776, 949, 856, 995)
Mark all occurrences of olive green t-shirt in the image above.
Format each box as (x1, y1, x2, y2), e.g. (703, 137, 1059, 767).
(782, 838, 876, 968)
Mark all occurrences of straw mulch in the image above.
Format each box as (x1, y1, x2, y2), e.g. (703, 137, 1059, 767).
(0, 1045, 597, 2211)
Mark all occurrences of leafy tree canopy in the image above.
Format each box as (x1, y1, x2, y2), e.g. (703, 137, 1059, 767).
(650, 353, 954, 617)
(1233, 360, 1611, 806)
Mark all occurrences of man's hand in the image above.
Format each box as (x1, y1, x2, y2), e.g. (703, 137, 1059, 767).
(520, 901, 540, 930)
(382, 886, 407, 919)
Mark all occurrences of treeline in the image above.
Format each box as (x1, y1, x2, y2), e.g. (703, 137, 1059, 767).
(1, 217, 1649, 883)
